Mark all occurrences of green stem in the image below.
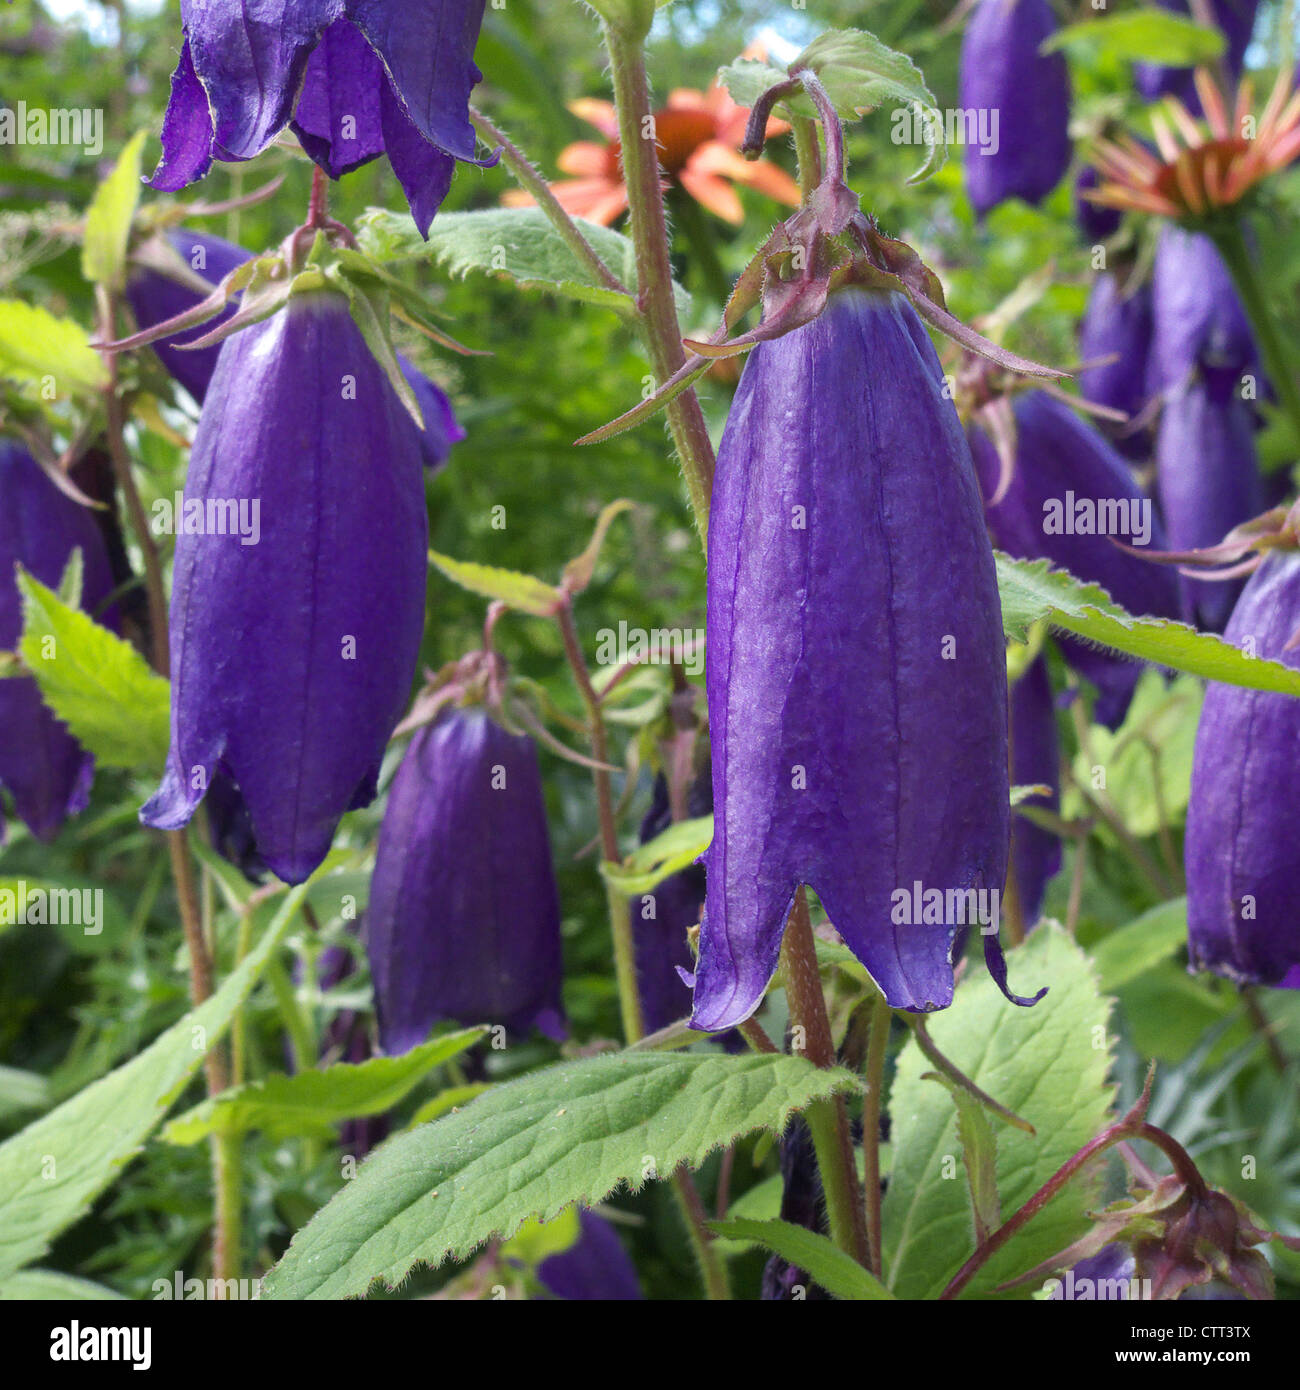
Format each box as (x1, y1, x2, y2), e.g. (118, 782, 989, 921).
(861, 994, 889, 1279)
(602, 15, 716, 535)
(1209, 220, 1300, 448)
(790, 116, 823, 199)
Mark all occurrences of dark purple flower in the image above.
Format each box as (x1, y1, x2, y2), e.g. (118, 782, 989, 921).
(0, 442, 118, 842)
(312, 925, 388, 1158)
(959, 0, 1072, 219)
(693, 289, 1027, 1032)
(536, 1210, 642, 1301)
(1049, 1243, 1138, 1299)
(1134, 0, 1259, 111)
(366, 705, 566, 1054)
(1074, 166, 1123, 243)
(1010, 656, 1061, 927)
(1185, 552, 1300, 987)
(1155, 366, 1264, 631)
(139, 290, 428, 884)
(1150, 227, 1256, 393)
(970, 391, 1181, 729)
(151, 2, 492, 236)
(628, 772, 708, 1034)
(204, 768, 267, 881)
(1078, 272, 1154, 460)
(761, 1119, 831, 1301)
(127, 229, 462, 469)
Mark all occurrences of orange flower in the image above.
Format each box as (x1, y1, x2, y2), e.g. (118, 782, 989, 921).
(504, 80, 801, 226)
(1088, 66, 1300, 219)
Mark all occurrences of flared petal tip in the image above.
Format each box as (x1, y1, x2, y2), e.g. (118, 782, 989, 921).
(984, 933, 1049, 1007)
(138, 765, 203, 833)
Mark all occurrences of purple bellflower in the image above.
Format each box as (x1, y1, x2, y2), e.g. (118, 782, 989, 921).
(366, 705, 566, 1055)
(1078, 272, 1154, 461)
(1009, 656, 1061, 927)
(127, 228, 463, 469)
(0, 443, 119, 842)
(959, 0, 1072, 219)
(1185, 552, 1300, 988)
(536, 1210, 643, 1302)
(1134, 0, 1259, 112)
(151, 1, 492, 235)
(970, 391, 1181, 728)
(139, 289, 429, 884)
(692, 289, 1031, 1033)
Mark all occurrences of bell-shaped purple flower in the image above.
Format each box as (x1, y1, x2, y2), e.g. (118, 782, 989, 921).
(139, 290, 429, 884)
(1134, 0, 1258, 111)
(151, 2, 492, 235)
(693, 289, 1023, 1032)
(1150, 227, 1256, 394)
(1009, 657, 1061, 927)
(536, 1210, 642, 1301)
(1078, 272, 1154, 461)
(0, 442, 118, 842)
(1185, 552, 1300, 987)
(1155, 366, 1264, 631)
(970, 391, 1181, 729)
(366, 705, 566, 1054)
(126, 229, 463, 469)
(959, 0, 1072, 219)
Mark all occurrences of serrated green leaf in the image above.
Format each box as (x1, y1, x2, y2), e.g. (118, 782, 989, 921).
(0, 1269, 126, 1301)
(428, 550, 563, 617)
(921, 1073, 1001, 1245)
(708, 1217, 894, 1300)
(357, 207, 690, 317)
(0, 300, 107, 396)
(81, 132, 147, 291)
(1044, 12, 1225, 65)
(161, 1028, 485, 1144)
(1093, 897, 1189, 994)
(996, 553, 1300, 696)
(600, 813, 712, 895)
(262, 1051, 859, 1299)
(16, 567, 170, 770)
(883, 925, 1114, 1299)
(0, 882, 310, 1281)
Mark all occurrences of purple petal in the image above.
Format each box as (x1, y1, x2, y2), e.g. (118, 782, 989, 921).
(1010, 657, 1062, 926)
(290, 19, 386, 177)
(1078, 273, 1154, 461)
(379, 78, 457, 238)
(536, 1210, 642, 1302)
(398, 357, 464, 471)
(148, 38, 216, 190)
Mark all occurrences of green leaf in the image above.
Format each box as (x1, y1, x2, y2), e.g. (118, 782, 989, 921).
(262, 1051, 859, 1299)
(409, 1083, 491, 1127)
(921, 1073, 1001, 1245)
(81, 132, 147, 291)
(708, 1217, 894, 1300)
(0, 882, 311, 1281)
(882, 925, 1114, 1299)
(996, 554, 1300, 696)
(0, 1066, 51, 1121)
(0, 1269, 126, 1301)
(0, 300, 107, 396)
(1093, 897, 1189, 994)
(499, 1207, 581, 1268)
(720, 28, 946, 180)
(600, 814, 712, 895)
(17, 566, 170, 770)
(428, 550, 563, 618)
(1044, 12, 1225, 65)
(357, 207, 691, 317)
(161, 1028, 486, 1144)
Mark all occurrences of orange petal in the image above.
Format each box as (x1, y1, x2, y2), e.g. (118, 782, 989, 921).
(677, 168, 744, 223)
(691, 143, 801, 205)
(568, 98, 620, 140)
(551, 178, 629, 225)
(557, 141, 614, 176)
(1195, 69, 1230, 140)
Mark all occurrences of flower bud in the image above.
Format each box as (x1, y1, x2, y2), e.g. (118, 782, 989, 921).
(366, 706, 566, 1054)
(139, 290, 429, 884)
(1150, 227, 1256, 393)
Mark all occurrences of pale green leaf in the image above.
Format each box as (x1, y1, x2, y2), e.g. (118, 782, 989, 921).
(1044, 12, 1225, 65)
(162, 1028, 485, 1144)
(1092, 897, 1189, 993)
(600, 814, 712, 895)
(0, 1269, 125, 1300)
(0, 300, 107, 395)
(882, 925, 1115, 1298)
(263, 1051, 859, 1299)
(428, 550, 563, 618)
(708, 1217, 894, 1300)
(81, 132, 147, 291)
(17, 567, 170, 770)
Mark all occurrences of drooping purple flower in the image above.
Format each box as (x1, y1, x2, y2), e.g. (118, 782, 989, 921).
(1155, 366, 1264, 631)
(693, 289, 1028, 1032)
(366, 705, 566, 1054)
(126, 228, 463, 469)
(151, 2, 492, 236)
(139, 290, 428, 884)
(1134, 0, 1259, 112)
(313, 926, 388, 1158)
(536, 1210, 643, 1301)
(628, 772, 708, 1034)
(970, 391, 1181, 729)
(1150, 226, 1257, 394)
(1073, 166, 1123, 244)
(1185, 552, 1300, 987)
(0, 442, 118, 842)
(1078, 272, 1154, 460)
(1009, 656, 1061, 927)
(204, 768, 267, 881)
(761, 1119, 831, 1301)
(959, 0, 1072, 219)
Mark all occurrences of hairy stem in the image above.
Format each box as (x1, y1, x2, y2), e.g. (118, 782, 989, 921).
(860, 993, 889, 1279)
